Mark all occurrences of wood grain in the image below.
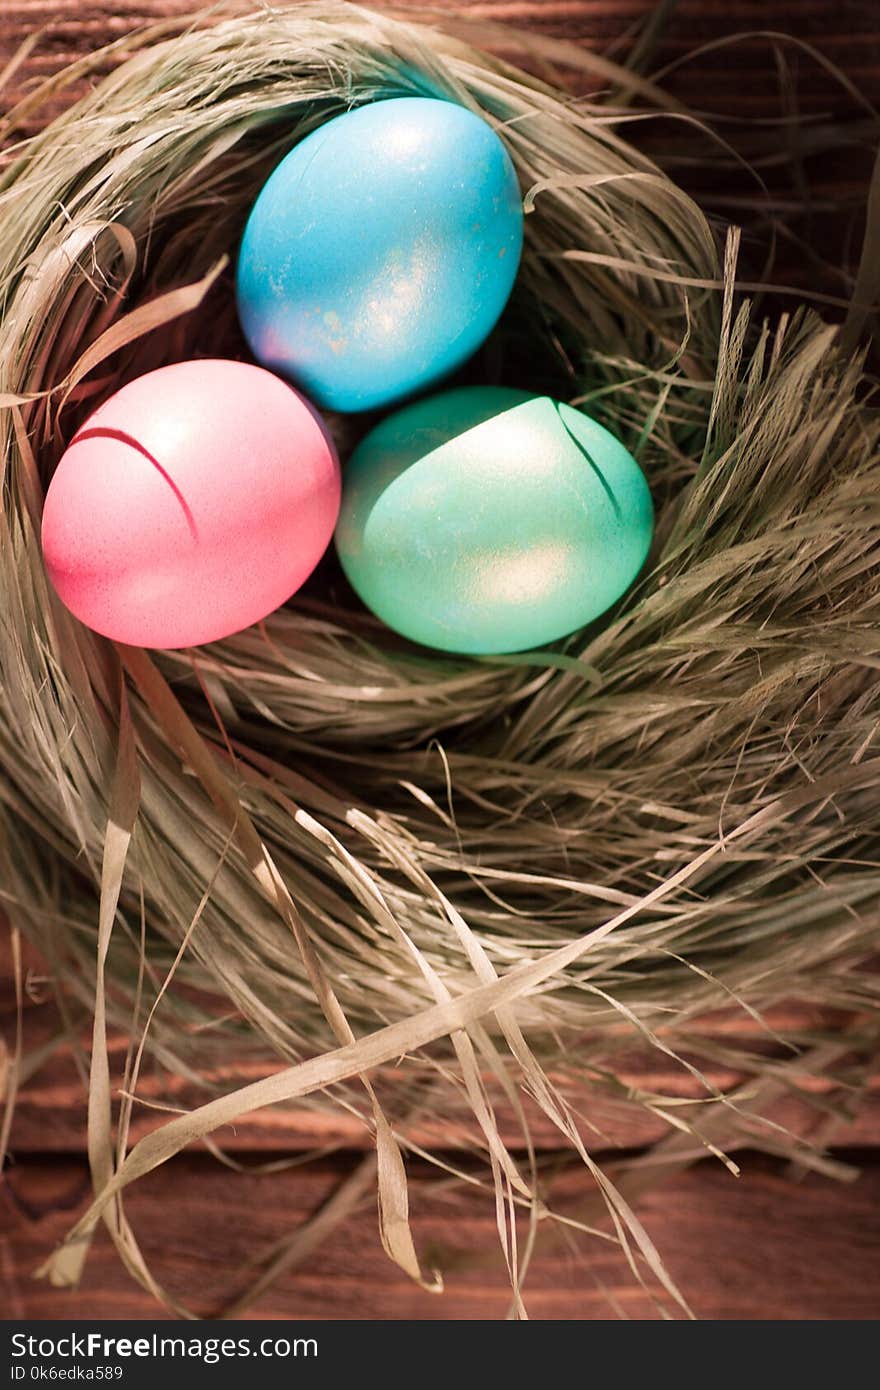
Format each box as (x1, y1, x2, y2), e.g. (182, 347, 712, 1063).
(2, 0, 880, 1320)
(3, 1152, 880, 1319)
(5, 933, 880, 1156)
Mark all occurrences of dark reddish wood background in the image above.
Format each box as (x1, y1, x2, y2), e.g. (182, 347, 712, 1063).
(2, 0, 880, 1320)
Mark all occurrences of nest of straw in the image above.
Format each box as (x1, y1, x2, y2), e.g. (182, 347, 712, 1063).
(2, 0, 880, 1316)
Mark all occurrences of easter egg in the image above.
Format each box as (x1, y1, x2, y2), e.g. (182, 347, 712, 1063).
(335, 387, 653, 654)
(236, 96, 523, 413)
(41, 359, 340, 649)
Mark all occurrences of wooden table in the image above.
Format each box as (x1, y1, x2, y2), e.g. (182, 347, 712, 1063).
(2, 0, 880, 1320)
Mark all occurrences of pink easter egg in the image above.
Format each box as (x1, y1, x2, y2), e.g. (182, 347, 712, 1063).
(41, 359, 340, 648)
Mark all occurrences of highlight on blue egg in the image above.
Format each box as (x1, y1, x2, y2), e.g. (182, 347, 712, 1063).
(236, 96, 524, 413)
(334, 386, 655, 655)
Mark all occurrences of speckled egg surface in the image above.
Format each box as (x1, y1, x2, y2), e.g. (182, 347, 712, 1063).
(236, 96, 524, 413)
(41, 359, 340, 648)
(334, 386, 654, 654)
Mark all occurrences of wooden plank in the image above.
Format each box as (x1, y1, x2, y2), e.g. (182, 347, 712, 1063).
(1, 1, 878, 127)
(5, 931, 879, 1155)
(2, 1151, 879, 1319)
(9, 1047, 879, 1156)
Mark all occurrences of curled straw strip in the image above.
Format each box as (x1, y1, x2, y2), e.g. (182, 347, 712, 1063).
(2, 2, 880, 1316)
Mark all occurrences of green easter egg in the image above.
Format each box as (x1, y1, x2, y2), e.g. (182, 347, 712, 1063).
(334, 386, 654, 655)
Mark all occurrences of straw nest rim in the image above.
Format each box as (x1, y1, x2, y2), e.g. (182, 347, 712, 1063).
(2, 0, 880, 1316)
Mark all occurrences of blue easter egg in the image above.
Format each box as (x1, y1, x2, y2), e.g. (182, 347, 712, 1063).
(236, 97, 524, 413)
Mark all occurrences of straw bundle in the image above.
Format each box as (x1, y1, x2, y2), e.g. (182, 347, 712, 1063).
(1, 1, 879, 1317)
